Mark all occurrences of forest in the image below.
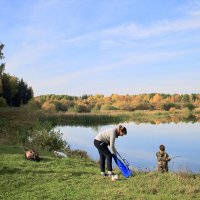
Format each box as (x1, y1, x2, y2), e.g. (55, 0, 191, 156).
(0, 43, 33, 107)
(35, 93, 200, 113)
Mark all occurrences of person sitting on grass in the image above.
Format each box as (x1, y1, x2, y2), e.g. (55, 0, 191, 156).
(156, 144, 171, 173)
(24, 148, 40, 161)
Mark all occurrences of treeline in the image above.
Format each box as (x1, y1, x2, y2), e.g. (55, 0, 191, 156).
(0, 43, 33, 107)
(35, 93, 200, 113)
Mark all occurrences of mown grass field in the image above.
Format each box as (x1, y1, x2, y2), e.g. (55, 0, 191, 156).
(0, 146, 200, 200)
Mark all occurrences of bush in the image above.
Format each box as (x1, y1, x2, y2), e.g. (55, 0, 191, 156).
(0, 97, 7, 107)
(100, 104, 117, 110)
(169, 107, 176, 113)
(67, 149, 90, 159)
(162, 103, 175, 111)
(29, 122, 69, 151)
(41, 102, 56, 112)
(194, 107, 200, 114)
(73, 104, 91, 113)
(183, 107, 190, 116)
(184, 103, 195, 111)
(54, 101, 68, 111)
(136, 103, 154, 111)
(92, 104, 101, 111)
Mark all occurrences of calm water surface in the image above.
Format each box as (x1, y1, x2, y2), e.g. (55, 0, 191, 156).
(57, 122, 200, 173)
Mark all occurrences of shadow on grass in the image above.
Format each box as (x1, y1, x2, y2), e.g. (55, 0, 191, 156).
(71, 171, 96, 176)
(0, 167, 22, 175)
(0, 165, 96, 176)
(39, 157, 54, 162)
(0, 146, 24, 155)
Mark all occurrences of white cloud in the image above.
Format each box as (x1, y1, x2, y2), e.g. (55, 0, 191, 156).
(6, 42, 52, 72)
(60, 8, 200, 48)
(103, 13, 200, 39)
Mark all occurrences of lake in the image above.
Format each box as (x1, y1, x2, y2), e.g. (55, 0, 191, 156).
(57, 122, 200, 173)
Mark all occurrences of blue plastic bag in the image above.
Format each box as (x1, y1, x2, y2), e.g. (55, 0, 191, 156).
(112, 154, 132, 178)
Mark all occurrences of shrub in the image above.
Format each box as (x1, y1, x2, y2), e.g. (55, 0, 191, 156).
(169, 107, 176, 113)
(162, 103, 175, 111)
(67, 149, 90, 159)
(0, 97, 7, 107)
(194, 107, 200, 114)
(100, 104, 117, 110)
(29, 122, 69, 151)
(184, 103, 195, 111)
(73, 103, 91, 113)
(92, 104, 101, 111)
(41, 102, 56, 112)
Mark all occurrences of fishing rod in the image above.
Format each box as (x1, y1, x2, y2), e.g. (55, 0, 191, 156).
(170, 155, 182, 160)
(116, 151, 130, 167)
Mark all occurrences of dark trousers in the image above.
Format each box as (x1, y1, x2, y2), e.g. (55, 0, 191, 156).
(94, 139, 112, 172)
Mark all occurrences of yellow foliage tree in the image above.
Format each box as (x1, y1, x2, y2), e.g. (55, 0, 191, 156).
(151, 94, 161, 103)
(41, 102, 56, 112)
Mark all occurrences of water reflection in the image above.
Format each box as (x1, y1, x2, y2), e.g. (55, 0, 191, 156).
(58, 122, 200, 173)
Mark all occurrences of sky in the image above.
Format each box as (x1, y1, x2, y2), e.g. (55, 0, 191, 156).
(0, 0, 200, 96)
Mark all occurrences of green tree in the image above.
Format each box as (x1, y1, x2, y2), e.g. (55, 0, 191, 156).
(19, 79, 33, 104)
(182, 94, 190, 103)
(9, 76, 19, 106)
(191, 94, 197, 102)
(0, 43, 33, 106)
(2, 73, 12, 106)
(0, 43, 5, 97)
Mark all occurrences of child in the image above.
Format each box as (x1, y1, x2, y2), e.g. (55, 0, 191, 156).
(156, 145, 171, 172)
(25, 148, 40, 161)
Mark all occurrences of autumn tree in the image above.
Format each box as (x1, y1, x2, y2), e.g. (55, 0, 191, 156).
(36, 93, 200, 113)
(151, 93, 161, 103)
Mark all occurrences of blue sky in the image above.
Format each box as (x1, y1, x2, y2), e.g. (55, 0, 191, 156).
(0, 0, 200, 96)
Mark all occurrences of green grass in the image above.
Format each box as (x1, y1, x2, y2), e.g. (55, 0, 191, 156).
(0, 146, 200, 200)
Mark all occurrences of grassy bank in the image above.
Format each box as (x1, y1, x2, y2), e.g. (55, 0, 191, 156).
(0, 146, 200, 200)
